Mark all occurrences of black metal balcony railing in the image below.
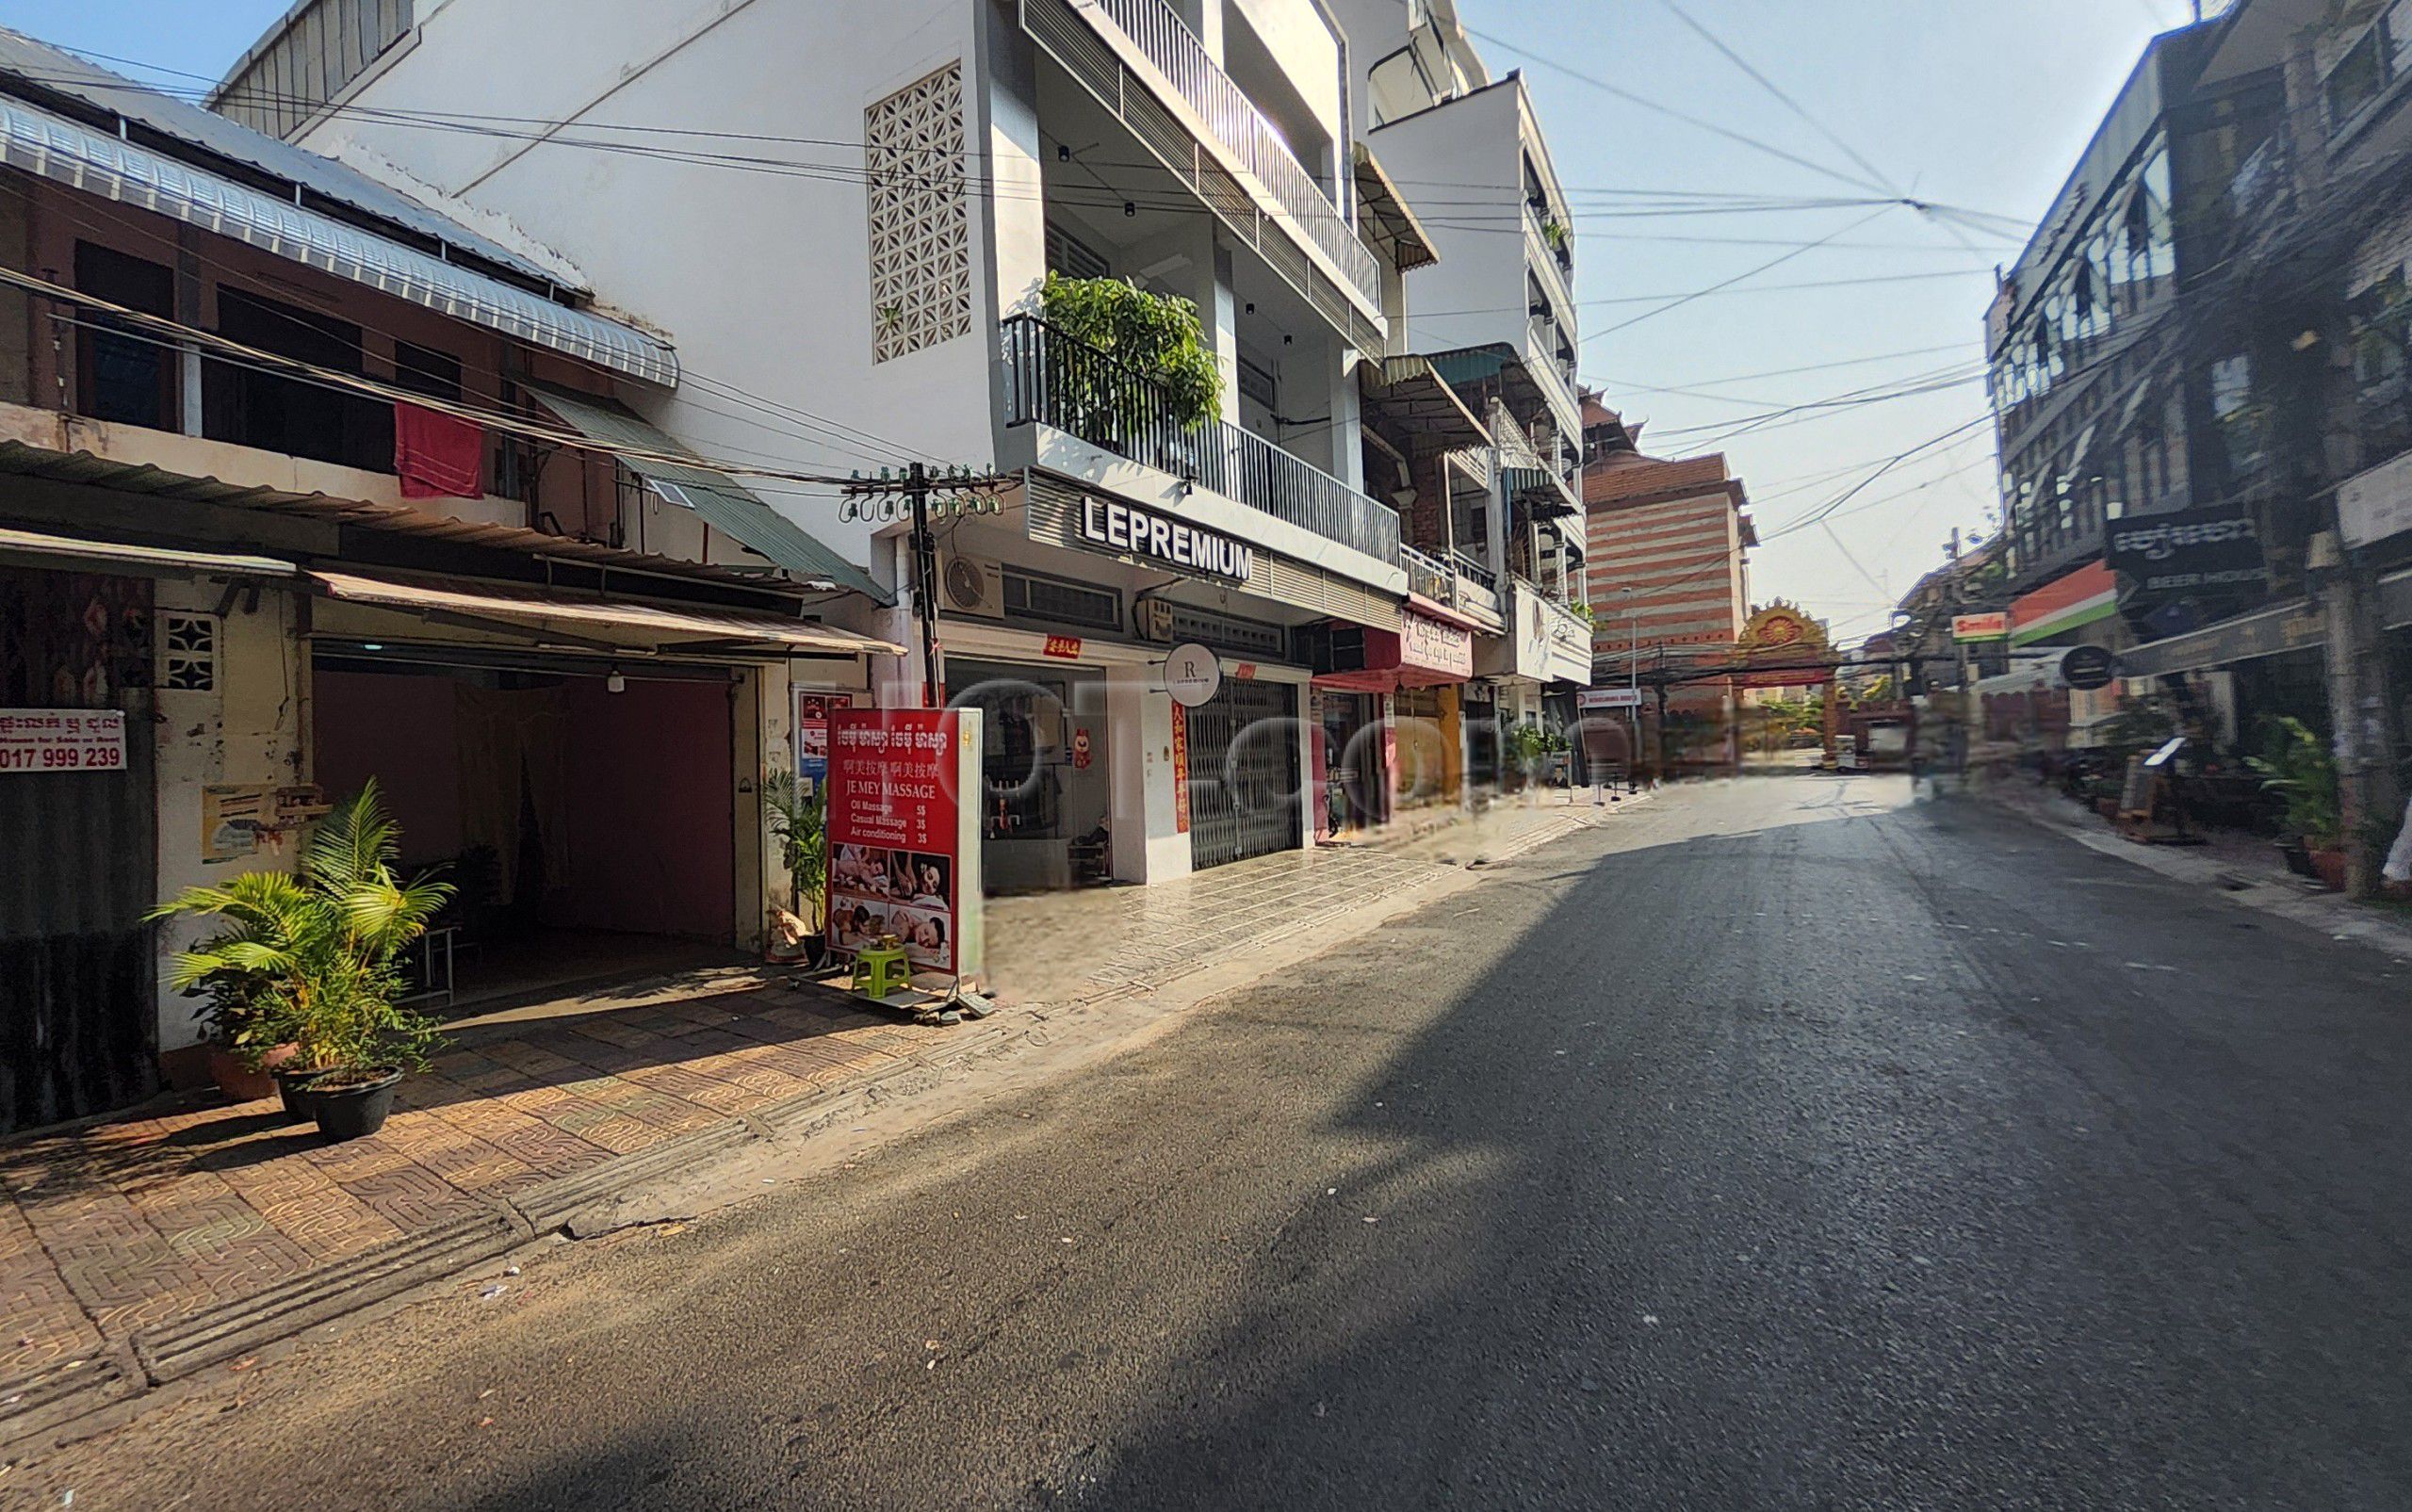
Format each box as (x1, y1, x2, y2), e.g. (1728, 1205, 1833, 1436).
(1002, 315, 1401, 566)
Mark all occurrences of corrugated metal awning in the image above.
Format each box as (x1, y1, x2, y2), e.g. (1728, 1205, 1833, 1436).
(1361, 357, 1486, 448)
(0, 525, 294, 578)
(308, 569, 903, 658)
(0, 95, 677, 386)
(521, 381, 892, 606)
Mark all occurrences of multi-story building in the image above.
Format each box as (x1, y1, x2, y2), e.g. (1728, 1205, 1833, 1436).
(1580, 400, 1755, 769)
(236, 0, 1432, 888)
(1984, 18, 2286, 664)
(0, 32, 902, 1130)
(1329, 0, 1592, 755)
(1981, 1, 2411, 890)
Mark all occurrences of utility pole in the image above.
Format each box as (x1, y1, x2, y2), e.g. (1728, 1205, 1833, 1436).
(841, 464, 1015, 708)
(2311, 528, 2406, 897)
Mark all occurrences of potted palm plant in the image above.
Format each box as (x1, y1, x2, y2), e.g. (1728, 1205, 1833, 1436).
(2247, 717, 2344, 889)
(153, 782, 450, 1141)
(761, 769, 828, 967)
(187, 967, 298, 1104)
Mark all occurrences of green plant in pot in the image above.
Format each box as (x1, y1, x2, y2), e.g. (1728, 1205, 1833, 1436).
(2246, 716, 2343, 886)
(1040, 271, 1222, 449)
(761, 769, 828, 964)
(153, 782, 450, 1140)
(184, 963, 299, 1104)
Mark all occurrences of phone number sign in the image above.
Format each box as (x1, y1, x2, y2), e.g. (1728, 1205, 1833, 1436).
(0, 708, 127, 773)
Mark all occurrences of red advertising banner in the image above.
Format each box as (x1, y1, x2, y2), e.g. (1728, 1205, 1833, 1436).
(825, 708, 983, 980)
(1170, 703, 1192, 835)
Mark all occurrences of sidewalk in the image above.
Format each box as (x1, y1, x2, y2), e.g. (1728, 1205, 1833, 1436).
(0, 837, 1541, 1431)
(1971, 773, 2412, 964)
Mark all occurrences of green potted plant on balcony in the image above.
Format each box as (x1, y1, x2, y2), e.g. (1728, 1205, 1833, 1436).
(153, 782, 450, 1140)
(1041, 271, 1223, 448)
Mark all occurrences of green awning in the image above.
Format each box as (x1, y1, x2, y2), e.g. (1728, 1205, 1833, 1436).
(521, 380, 891, 606)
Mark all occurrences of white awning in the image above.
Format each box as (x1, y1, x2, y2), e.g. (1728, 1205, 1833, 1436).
(0, 526, 295, 578)
(308, 570, 903, 658)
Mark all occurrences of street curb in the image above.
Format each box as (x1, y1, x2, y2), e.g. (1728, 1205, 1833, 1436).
(1973, 785, 2412, 965)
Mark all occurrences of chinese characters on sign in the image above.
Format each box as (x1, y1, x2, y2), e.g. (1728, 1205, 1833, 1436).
(1170, 704, 1192, 835)
(825, 708, 984, 982)
(0, 708, 126, 773)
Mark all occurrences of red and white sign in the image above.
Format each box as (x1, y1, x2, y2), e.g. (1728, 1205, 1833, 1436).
(1395, 609, 1475, 681)
(1951, 611, 2011, 642)
(1043, 635, 1084, 659)
(825, 708, 985, 981)
(0, 708, 126, 773)
(1170, 704, 1192, 835)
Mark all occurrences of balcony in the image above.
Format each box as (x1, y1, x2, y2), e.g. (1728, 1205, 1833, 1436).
(1002, 314, 1401, 565)
(1524, 204, 1575, 328)
(1022, 0, 1382, 334)
(1402, 541, 1503, 624)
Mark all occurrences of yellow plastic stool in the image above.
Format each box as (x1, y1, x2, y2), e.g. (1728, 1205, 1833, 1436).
(850, 940, 912, 1000)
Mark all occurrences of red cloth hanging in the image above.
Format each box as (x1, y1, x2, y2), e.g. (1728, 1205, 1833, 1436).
(394, 402, 485, 499)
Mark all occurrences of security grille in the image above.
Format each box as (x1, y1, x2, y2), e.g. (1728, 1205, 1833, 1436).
(866, 63, 971, 363)
(1184, 678, 1300, 870)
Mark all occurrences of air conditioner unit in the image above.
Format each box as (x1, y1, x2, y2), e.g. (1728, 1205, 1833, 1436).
(940, 553, 1004, 619)
(1133, 596, 1176, 642)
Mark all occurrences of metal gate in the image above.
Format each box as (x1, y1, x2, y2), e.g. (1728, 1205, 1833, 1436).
(1184, 678, 1300, 870)
(0, 569, 159, 1135)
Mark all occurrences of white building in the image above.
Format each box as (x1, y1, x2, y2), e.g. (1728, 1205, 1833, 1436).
(227, 0, 1420, 886)
(1326, 0, 1592, 729)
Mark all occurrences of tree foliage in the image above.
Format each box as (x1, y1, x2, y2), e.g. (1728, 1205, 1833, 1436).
(1042, 271, 1223, 432)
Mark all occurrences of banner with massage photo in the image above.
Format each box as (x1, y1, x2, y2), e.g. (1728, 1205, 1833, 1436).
(823, 707, 985, 983)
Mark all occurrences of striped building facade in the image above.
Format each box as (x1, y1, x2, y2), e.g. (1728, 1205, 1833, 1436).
(1581, 399, 1757, 764)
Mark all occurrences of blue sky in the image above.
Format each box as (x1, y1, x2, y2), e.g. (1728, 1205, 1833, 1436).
(3, 0, 2201, 641)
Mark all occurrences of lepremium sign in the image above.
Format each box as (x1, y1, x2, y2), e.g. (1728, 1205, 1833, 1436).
(2106, 503, 2268, 596)
(1078, 496, 1253, 581)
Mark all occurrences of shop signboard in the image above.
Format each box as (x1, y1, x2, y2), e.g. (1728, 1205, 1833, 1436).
(1077, 495, 1253, 582)
(1950, 612, 2010, 642)
(825, 708, 984, 983)
(2059, 645, 2119, 691)
(794, 693, 836, 791)
(1164, 642, 1223, 707)
(0, 708, 125, 772)
(1578, 688, 1643, 710)
(2338, 449, 2412, 552)
(1395, 610, 1475, 681)
(2106, 503, 2268, 596)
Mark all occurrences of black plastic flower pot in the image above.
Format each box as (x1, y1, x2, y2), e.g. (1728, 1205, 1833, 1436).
(309, 1066, 404, 1143)
(271, 1065, 331, 1124)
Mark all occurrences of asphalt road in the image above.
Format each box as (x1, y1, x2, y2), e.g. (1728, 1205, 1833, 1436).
(25, 776, 2412, 1511)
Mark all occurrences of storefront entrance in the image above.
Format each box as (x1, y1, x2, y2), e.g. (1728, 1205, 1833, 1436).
(948, 658, 1113, 893)
(1187, 678, 1301, 870)
(1317, 690, 1382, 837)
(312, 654, 743, 1006)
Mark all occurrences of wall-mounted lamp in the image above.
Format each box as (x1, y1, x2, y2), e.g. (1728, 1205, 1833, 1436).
(1123, 201, 1137, 219)
(606, 667, 627, 694)
(1057, 144, 1071, 162)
